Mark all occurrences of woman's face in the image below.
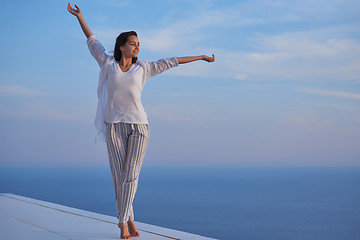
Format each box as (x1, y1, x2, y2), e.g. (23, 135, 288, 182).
(120, 35, 140, 59)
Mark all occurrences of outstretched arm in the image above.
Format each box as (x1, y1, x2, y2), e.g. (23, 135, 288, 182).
(177, 54, 215, 64)
(67, 3, 93, 38)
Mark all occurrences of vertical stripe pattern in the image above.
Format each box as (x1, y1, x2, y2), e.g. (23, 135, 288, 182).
(106, 122, 150, 223)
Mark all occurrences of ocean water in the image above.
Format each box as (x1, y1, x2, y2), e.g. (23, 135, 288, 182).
(0, 166, 359, 240)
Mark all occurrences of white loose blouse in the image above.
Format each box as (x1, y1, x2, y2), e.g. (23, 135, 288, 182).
(87, 35, 179, 140)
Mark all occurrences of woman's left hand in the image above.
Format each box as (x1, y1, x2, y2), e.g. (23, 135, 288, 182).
(202, 54, 215, 62)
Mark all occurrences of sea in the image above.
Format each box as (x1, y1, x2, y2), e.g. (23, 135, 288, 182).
(0, 166, 359, 240)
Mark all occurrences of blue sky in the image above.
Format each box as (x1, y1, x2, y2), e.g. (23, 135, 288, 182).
(0, 0, 359, 166)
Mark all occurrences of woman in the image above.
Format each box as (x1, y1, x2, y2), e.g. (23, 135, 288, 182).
(68, 3, 215, 239)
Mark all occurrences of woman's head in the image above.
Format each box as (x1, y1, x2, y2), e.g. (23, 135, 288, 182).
(114, 31, 139, 63)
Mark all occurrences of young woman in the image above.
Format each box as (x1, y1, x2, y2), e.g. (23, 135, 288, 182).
(68, 3, 215, 239)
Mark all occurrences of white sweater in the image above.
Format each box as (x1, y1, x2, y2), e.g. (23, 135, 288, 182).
(87, 35, 178, 140)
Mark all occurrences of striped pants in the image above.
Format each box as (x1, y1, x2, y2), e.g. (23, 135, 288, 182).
(106, 122, 150, 223)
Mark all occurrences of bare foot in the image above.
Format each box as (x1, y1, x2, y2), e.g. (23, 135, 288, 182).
(118, 223, 132, 239)
(127, 221, 140, 237)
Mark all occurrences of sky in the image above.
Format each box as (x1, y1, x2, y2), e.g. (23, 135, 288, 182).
(0, 0, 359, 167)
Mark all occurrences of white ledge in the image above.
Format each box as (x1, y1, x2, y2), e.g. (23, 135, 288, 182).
(0, 193, 217, 240)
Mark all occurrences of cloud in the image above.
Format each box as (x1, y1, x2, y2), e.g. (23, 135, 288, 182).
(297, 100, 359, 111)
(87, 0, 360, 81)
(139, 2, 360, 81)
(140, 14, 223, 53)
(147, 25, 360, 81)
(301, 88, 360, 100)
(217, 25, 360, 81)
(0, 85, 44, 97)
(283, 112, 360, 140)
(234, 0, 360, 24)
(0, 101, 91, 122)
(139, 0, 359, 53)
(146, 104, 205, 123)
(90, 28, 119, 46)
(146, 102, 234, 123)
(138, 1, 259, 54)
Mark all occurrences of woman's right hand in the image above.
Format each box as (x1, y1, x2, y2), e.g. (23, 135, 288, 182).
(67, 3, 93, 38)
(67, 3, 82, 18)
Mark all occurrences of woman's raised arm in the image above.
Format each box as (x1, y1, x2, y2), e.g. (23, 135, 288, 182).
(67, 3, 93, 38)
(177, 54, 215, 64)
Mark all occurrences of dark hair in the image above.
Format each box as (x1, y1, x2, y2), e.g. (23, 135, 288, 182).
(114, 31, 138, 63)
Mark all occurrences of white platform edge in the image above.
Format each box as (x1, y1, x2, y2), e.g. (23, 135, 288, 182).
(0, 193, 217, 240)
